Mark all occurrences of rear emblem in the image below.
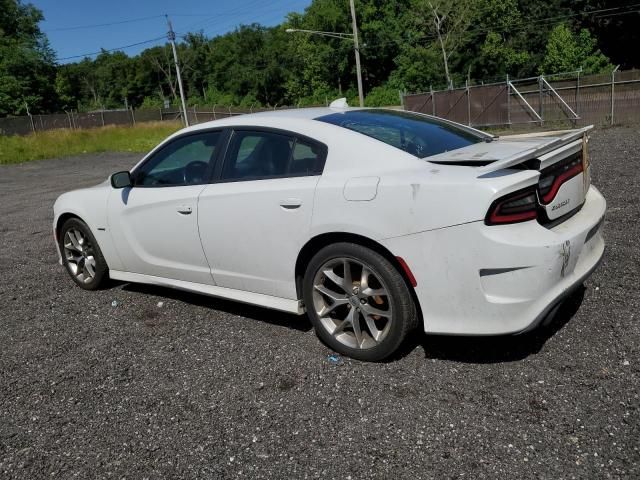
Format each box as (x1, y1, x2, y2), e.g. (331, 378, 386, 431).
(552, 199, 570, 211)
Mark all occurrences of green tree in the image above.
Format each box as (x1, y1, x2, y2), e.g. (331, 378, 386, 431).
(0, 0, 56, 116)
(3, 0, 632, 115)
(364, 84, 401, 106)
(389, 44, 442, 92)
(411, 0, 478, 89)
(466, 0, 530, 79)
(540, 23, 611, 74)
(283, 4, 353, 104)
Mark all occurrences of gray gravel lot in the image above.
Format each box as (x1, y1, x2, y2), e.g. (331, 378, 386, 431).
(0, 126, 639, 479)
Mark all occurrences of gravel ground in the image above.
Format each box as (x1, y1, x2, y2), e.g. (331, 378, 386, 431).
(0, 127, 638, 479)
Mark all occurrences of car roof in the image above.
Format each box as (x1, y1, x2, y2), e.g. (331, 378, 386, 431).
(179, 106, 491, 144)
(184, 106, 365, 131)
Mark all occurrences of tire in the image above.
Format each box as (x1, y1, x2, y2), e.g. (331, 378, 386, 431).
(58, 218, 109, 290)
(303, 242, 418, 362)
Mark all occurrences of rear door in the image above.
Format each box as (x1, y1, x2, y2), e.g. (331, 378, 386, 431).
(197, 128, 327, 299)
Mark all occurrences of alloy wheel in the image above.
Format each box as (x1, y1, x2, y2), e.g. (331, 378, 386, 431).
(63, 228, 97, 284)
(312, 257, 393, 350)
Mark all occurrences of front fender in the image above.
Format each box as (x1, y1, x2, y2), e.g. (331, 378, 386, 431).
(53, 182, 123, 271)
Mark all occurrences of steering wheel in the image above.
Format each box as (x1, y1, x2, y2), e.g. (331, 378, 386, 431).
(183, 161, 209, 184)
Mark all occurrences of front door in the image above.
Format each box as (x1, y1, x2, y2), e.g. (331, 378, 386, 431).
(107, 130, 223, 285)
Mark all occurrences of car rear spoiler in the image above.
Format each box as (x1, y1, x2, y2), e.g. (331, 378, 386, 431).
(477, 125, 593, 175)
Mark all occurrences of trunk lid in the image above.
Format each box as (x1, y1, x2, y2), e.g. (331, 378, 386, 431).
(426, 126, 593, 223)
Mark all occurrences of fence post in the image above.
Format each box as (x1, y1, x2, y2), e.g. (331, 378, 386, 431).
(159, 108, 163, 121)
(193, 105, 198, 124)
(538, 75, 544, 125)
(130, 107, 136, 125)
(466, 80, 471, 126)
(66, 111, 72, 129)
(506, 74, 511, 126)
(39, 114, 44, 131)
(430, 86, 435, 116)
(611, 65, 620, 126)
(576, 69, 581, 120)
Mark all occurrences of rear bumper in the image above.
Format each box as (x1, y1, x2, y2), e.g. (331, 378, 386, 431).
(381, 185, 606, 335)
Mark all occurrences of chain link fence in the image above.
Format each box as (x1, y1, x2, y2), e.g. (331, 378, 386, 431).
(0, 105, 297, 136)
(402, 69, 640, 128)
(4, 70, 639, 135)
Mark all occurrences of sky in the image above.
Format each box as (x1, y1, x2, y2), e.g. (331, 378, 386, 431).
(31, 0, 312, 63)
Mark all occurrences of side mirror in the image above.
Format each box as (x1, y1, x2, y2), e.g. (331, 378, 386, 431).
(110, 171, 132, 189)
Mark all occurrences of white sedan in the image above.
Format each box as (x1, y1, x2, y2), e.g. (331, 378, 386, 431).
(53, 107, 606, 361)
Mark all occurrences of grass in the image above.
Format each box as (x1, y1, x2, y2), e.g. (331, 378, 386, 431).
(0, 122, 182, 165)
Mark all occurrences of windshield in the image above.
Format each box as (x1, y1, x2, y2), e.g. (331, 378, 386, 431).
(315, 109, 484, 158)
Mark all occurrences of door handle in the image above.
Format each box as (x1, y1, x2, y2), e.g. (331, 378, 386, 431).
(279, 198, 302, 210)
(177, 205, 193, 215)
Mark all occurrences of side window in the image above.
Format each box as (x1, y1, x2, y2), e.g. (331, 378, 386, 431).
(134, 131, 221, 187)
(290, 138, 324, 175)
(222, 131, 292, 180)
(221, 130, 326, 181)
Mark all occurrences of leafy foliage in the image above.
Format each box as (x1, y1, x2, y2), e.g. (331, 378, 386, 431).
(540, 23, 612, 74)
(0, 0, 56, 115)
(0, 0, 634, 117)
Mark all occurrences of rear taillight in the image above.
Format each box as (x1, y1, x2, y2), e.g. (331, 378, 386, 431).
(485, 187, 538, 225)
(538, 154, 584, 204)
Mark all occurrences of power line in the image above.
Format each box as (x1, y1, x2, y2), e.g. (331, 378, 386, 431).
(358, 4, 640, 52)
(55, 35, 167, 62)
(593, 9, 640, 19)
(52, 0, 301, 62)
(177, 0, 300, 36)
(170, 0, 278, 34)
(44, 15, 164, 32)
(41, 0, 294, 35)
(53, 2, 639, 63)
(176, 9, 304, 41)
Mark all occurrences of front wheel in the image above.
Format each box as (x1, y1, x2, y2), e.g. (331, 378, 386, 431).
(59, 218, 109, 290)
(303, 243, 418, 362)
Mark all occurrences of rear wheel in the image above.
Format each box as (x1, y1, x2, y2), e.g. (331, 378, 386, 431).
(59, 218, 109, 290)
(303, 242, 418, 362)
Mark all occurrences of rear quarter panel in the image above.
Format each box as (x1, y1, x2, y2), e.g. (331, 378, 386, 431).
(311, 139, 541, 241)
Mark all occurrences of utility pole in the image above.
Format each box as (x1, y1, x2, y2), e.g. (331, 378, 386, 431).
(24, 101, 35, 132)
(349, 0, 364, 107)
(166, 15, 189, 127)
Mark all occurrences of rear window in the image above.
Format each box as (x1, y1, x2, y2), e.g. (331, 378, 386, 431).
(315, 109, 484, 158)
